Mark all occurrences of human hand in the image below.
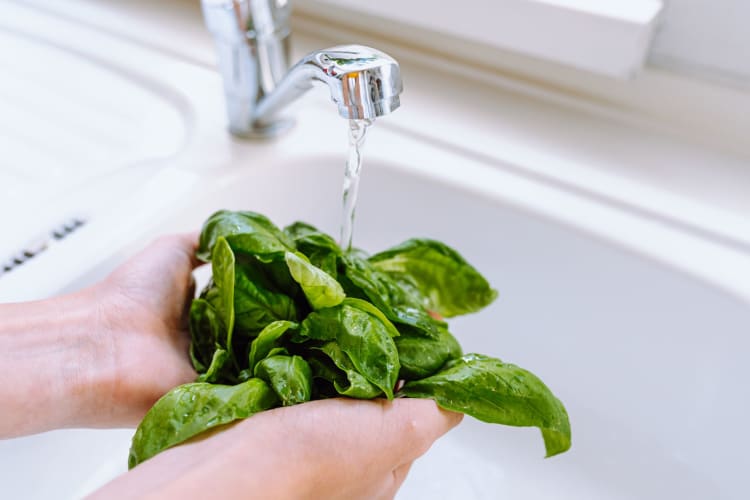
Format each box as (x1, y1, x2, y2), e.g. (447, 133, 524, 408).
(92, 398, 463, 499)
(91, 233, 201, 426)
(0, 233, 200, 437)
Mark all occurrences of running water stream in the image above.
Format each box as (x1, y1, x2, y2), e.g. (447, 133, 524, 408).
(339, 118, 372, 251)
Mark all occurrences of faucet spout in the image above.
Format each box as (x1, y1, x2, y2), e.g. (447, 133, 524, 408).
(201, 0, 402, 138)
(255, 45, 402, 127)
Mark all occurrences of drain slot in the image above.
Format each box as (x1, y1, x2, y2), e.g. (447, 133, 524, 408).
(0, 217, 87, 277)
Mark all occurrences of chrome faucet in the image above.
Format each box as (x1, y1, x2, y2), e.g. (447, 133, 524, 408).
(201, 0, 403, 138)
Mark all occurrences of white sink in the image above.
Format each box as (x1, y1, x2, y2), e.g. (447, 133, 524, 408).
(0, 0, 228, 301)
(8, 144, 747, 499)
(1, 1, 749, 499)
(163, 152, 750, 500)
(0, 4, 187, 269)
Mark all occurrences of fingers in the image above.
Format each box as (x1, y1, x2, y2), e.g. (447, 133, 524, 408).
(163, 232, 202, 269)
(391, 461, 413, 492)
(108, 399, 461, 500)
(179, 274, 197, 330)
(127, 233, 201, 291)
(274, 398, 462, 468)
(243, 398, 461, 480)
(129, 233, 202, 284)
(378, 398, 463, 466)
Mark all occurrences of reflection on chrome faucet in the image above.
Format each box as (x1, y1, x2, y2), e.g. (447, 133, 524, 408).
(201, 0, 403, 138)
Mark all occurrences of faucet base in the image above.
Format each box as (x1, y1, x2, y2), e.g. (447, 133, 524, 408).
(229, 118, 295, 140)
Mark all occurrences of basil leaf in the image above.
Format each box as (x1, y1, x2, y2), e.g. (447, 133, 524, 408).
(212, 237, 236, 349)
(196, 347, 230, 383)
(285, 251, 345, 310)
(342, 298, 399, 338)
(254, 355, 313, 406)
(313, 342, 382, 399)
(294, 311, 336, 342)
(128, 379, 278, 468)
(394, 326, 462, 380)
(267, 347, 289, 357)
(369, 239, 498, 317)
(341, 253, 441, 338)
(235, 252, 304, 317)
(233, 262, 298, 334)
(326, 300, 399, 399)
(236, 350, 291, 383)
(247, 320, 297, 372)
(284, 221, 342, 277)
(198, 210, 294, 262)
(400, 353, 571, 457)
(299, 301, 400, 398)
(284, 222, 341, 254)
(143, 211, 572, 465)
(188, 298, 223, 373)
(306, 357, 340, 396)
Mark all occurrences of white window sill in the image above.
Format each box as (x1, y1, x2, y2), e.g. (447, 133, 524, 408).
(296, 0, 663, 79)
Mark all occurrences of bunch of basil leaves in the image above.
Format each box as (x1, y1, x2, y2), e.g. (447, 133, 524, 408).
(128, 210, 571, 468)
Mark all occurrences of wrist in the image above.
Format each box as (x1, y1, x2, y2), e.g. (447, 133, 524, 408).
(0, 287, 118, 436)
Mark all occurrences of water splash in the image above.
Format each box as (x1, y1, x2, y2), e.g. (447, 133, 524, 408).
(340, 118, 372, 251)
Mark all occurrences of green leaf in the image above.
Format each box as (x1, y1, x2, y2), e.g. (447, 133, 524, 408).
(313, 342, 382, 399)
(157, 212, 570, 466)
(240, 345, 292, 383)
(342, 298, 399, 338)
(196, 347, 230, 383)
(198, 210, 293, 262)
(236, 369, 252, 382)
(267, 347, 289, 357)
(285, 251, 345, 310)
(400, 354, 571, 458)
(299, 301, 400, 398)
(128, 379, 278, 468)
(212, 237, 236, 349)
(247, 320, 297, 372)
(341, 253, 441, 338)
(188, 298, 223, 373)
(307, 357, 339, 394)
(295, 309, 338, 342)
(254, 355, 313, 406)
(369, 239, 498, 317)
(283, 221, 340, 253)
(390, 305, 444, 338)
(233, 262, 298, 334)
(284, 222, 342, 277)
(394, 326, 462, 380)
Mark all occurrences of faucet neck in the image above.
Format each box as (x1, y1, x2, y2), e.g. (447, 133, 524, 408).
(202, 0, 293, 138)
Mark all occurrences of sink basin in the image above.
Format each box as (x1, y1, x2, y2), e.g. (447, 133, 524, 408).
(5, 141, 746, 498)
(1, 1, 749, 499)
(164, 151, 750, 500)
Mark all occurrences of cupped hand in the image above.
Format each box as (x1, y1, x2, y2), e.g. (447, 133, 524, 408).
(92, 398, 463, 499)
(92, 233, 202, 426)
